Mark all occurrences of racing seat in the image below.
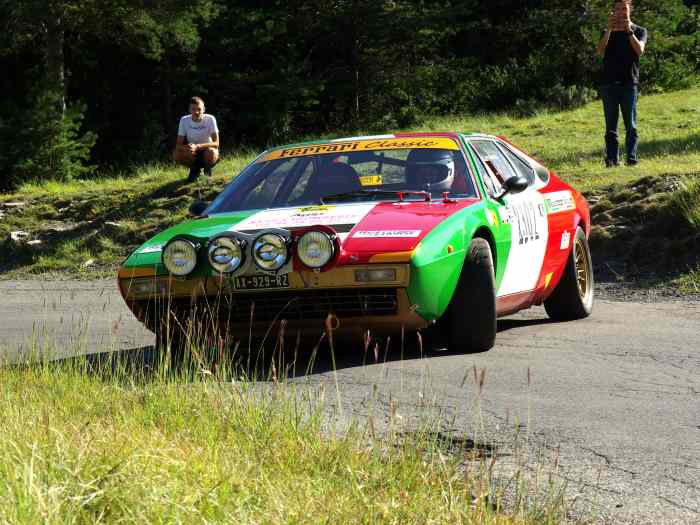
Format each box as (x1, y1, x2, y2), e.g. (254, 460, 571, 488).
(309, 162, 362, 201)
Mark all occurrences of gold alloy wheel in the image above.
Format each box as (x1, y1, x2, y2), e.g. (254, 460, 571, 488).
(575, 237, 590, 299)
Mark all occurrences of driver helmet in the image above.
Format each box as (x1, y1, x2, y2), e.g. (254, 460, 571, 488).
(406, 149, 455, 191)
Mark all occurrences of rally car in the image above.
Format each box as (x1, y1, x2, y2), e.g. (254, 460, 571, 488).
(117, 133, 593, 354)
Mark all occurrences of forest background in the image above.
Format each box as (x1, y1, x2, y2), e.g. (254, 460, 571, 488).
(1, 0, 698, 190)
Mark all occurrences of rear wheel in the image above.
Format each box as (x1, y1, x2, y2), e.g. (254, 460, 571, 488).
(445, 238, 497, 353)
(544, 226, 594, 321)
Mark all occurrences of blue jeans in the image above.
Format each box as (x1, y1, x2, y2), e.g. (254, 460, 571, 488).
(601, 84, 639, 164)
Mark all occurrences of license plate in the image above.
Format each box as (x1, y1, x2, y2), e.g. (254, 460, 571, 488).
(231, 274, 290, 291)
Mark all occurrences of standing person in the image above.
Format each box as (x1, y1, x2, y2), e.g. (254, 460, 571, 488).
(596, 0, 648, 167)
(173, 96, 220, 182)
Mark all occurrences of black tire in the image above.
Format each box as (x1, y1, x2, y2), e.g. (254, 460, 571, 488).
(544, 226, 594, 321)
(445, 237, 497, 353)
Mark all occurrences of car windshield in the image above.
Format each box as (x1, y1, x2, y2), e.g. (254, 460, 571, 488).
(206, 143, 476, 214)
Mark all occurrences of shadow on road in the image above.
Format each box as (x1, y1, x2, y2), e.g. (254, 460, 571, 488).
(38, 313, 556, 382)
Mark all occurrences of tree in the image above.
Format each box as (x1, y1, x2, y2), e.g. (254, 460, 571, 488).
(0, 0, 219, 184)
(0, 0, 696, 184)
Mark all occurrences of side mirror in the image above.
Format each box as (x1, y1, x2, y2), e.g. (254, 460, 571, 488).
(497, 176, 529, 199)
(188, 200, 208, 217)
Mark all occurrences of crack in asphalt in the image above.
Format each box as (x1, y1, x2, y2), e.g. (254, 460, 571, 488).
(657, 496, 699, 514)
(666, 475, 700, 492)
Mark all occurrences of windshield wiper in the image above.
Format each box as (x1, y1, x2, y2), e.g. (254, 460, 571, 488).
(321, 189, 432, 203)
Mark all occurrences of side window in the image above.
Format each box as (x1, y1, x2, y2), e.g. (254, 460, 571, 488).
(469, 145, 502, 198)
(497, 143, 536, 185)
(534, 165, 549, 184)
(471, 140, 517, 185)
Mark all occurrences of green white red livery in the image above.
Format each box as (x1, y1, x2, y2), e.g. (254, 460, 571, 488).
(118, 132, 594, 354)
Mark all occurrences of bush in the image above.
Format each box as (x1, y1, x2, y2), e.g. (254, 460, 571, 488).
(670, 176, 700, 229)
(4, 91, 96, 189)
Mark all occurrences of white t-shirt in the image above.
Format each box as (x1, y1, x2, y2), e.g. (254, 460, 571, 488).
(177, 114, 219, 145)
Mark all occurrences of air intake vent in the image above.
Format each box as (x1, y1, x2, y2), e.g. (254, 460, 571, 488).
(218, 288, 399, 321)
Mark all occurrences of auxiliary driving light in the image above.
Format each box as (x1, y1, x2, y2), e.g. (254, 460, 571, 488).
(297, 230, 335, 269)
(253, 233, 289, 271)
(162, 239, 198, 276)
(208, 236, 244, 273)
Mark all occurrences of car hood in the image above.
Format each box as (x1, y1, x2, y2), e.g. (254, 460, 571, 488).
(125, 199, 480, 268)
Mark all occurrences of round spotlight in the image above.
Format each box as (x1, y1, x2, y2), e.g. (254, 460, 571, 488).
(253, 233, 288, 271)
(297, 231, 335, 269)
(208, 236, 244, 274)
(162, 239, 198, 276)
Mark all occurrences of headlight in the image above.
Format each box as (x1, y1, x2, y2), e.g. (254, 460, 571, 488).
(297, 231, 335, 269)
(208, 237, 244, 273)
(162, 239, 198, 276)
(253, 233, 288, 271)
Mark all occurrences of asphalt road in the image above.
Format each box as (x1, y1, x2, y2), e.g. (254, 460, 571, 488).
(1, 279, 698, 524)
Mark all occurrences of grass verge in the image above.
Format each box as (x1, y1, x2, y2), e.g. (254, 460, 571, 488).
(0, 350, 568, 524)
(585, 173, 700, 283)
(671, 176, 700, 229)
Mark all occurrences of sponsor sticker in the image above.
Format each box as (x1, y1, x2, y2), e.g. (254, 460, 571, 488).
(296, 205, 335, 214)
(560, 230, 571, 250)
(138, 244, 164, 254)
(544, 191, 576, 214)
(544, 272, 554, 288)
(359, 175, 383, 186)
(261, 137, 459, 162)
(231, 203, 376, 231)
(353, 230, 422, 238)
(496, 207, 511, 225)
(485, 209, 499, 228)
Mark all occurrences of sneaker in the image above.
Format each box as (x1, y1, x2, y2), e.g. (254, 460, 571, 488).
(605, 159, 619, 168)
(626, 159, 639, 167)
(203, 166, 212, 177)
(187, 166, 201, 182)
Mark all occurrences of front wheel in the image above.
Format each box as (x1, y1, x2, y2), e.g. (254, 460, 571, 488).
(544, 226, 594, 321)
(444, 237, 497, 353)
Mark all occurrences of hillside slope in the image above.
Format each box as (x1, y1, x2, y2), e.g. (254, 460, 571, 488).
(1, 87, 698, 287)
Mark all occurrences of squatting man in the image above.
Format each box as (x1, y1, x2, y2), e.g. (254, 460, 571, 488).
(173, 96, 220, 182)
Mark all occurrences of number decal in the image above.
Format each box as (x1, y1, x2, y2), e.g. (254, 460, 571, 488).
(509, 201, 545, 245)
(496, 192, 549, 297)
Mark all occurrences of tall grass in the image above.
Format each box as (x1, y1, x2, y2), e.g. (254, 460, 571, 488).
(671, 176, 700, 229)
(0, 303, 571, 524)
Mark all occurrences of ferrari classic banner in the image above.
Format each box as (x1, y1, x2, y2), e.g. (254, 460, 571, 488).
(261, 136, 460, 161)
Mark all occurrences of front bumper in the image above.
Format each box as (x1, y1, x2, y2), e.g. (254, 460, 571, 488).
(118, 264, 428, 336)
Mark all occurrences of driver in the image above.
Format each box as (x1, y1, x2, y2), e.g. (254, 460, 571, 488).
(406, 149, 455, 192)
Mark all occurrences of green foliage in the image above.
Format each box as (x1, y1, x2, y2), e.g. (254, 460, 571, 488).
(9, 92, 96, 186)
(670, 176, 700, 228)
(2, 87, 698, 280)
(0, 0, 698, 181)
